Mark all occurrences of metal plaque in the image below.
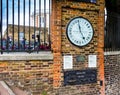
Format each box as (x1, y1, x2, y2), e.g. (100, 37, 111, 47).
(64, 69, 97, 86)
(76, 55, 85, 62)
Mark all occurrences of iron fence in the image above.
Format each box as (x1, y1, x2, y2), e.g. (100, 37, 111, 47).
(104, 11, 120, 51)
(0, 0, 51, 54)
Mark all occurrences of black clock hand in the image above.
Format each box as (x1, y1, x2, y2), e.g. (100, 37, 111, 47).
(78, 20, 85, 40)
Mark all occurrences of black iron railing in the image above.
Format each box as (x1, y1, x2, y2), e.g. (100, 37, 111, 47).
(104, 11, 120, 51)
(0, 0, 51, 54)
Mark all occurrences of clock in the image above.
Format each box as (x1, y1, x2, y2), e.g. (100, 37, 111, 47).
(66, 16, 94, 47)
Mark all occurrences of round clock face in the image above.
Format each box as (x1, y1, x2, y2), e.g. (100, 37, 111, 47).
(66, 17, 94, 47)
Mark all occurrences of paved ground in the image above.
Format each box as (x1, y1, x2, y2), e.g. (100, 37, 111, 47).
(0, 83, 10, 95)
(0, 81, 28, 95)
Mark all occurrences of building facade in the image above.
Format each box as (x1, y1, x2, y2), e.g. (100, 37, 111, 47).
(4, 24, 48, 43)
(31, 10, 50, 28)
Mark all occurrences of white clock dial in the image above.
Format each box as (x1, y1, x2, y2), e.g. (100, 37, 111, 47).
(66, 17, 94, 47)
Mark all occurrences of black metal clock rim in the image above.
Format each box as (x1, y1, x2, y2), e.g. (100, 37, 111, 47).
(66, 16, 94, 47)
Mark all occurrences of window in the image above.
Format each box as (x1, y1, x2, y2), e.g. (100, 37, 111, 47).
(0, 0, 51, 53)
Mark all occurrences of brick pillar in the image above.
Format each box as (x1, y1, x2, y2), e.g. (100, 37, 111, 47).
(51, 1, 105, 94)
(51, 0, 62, 87)
(97, 0, 105, 95)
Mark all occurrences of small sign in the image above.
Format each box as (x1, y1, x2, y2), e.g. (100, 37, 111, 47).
(72, 0, 96, 3)
(90, 0, 96, 3)
(63, 55, 73, 69)
(88, 55, 97, 67)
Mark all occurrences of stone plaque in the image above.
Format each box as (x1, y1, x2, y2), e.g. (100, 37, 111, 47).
(63, 55, 73, 69)
(64, 69, 97, 86)
(88, 55, 97, 67)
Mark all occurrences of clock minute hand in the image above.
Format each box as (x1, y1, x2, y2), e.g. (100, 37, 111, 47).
(78, 21, 85, 40)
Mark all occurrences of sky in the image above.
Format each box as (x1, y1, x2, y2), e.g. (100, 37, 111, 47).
(1, 0, 51, 34)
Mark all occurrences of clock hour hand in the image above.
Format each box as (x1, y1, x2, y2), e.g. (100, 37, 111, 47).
(78, 20, 85, 40)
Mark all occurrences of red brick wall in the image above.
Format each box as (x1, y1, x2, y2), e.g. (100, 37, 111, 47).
(0, 60, 53, 95)
(0, 0, 105, 95)
(52, 0, 105, 95)
(104, 54, 120, 95)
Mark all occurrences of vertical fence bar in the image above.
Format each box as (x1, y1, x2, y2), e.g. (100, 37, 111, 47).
(23, 0, 25, 49)
(39, 0, 41, 49)
(44, 0, 46, 45)
(6, 0, 9, 52)
(34, 0, 36, 50)
(105, 13, 109, 51)
(113, 18, 115, 51)
(29, 0, 31, 51)
(107, 14, 109, 51)
(49, 0, 51, 49)
(118, 16, 120, 50)
(0, 0, 3, 53)
(18, 0, 20, 49)
(12, 0, 14, 51)
(116, 18, 120, 51)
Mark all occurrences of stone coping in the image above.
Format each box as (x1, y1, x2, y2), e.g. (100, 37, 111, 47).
(0, 51, 53, 61)
(104, 51, 120, 55)
(1, 51, 119, 60)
